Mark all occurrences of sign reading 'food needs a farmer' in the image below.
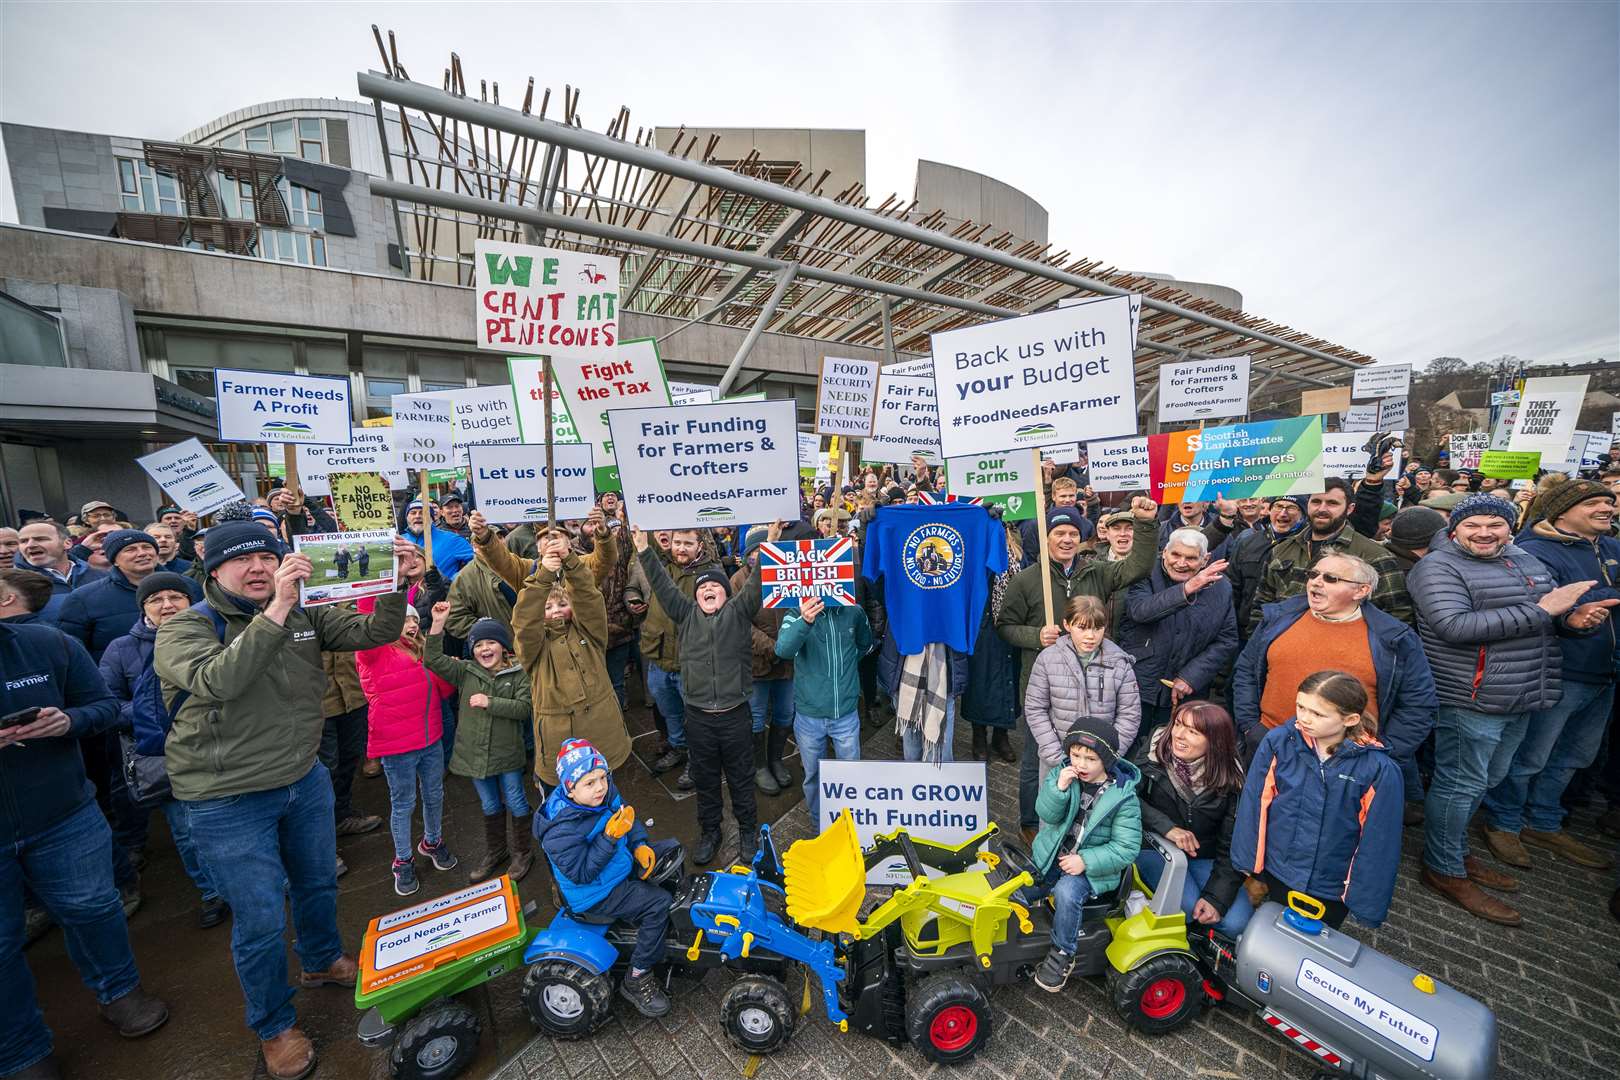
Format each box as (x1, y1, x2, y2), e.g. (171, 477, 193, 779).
(474, 239, 619, 356)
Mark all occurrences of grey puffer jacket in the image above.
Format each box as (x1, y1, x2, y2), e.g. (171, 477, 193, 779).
(1023, 637, 1142, 768)
(1406, 529, 1565, 714)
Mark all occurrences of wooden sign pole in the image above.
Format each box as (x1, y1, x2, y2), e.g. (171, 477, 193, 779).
(419, 469, 433, 565)
(543, 355, 556, 529)
(1031, 448, 1055, 630)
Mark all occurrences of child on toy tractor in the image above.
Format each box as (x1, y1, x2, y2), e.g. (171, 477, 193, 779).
(535, 738, 681, 1017)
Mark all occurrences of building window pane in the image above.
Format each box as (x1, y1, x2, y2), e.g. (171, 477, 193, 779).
(298, 118, 323, 139)
(417, 353, 468, 387)
(271, 120, 295, 153)
(245, 124, 271, 152)
(311, 235, 326, 265)
(299, 141, 323, 162)
(118, 159, 138, 194)
(219, 132, 243, 150)
(294, 233, 309, 265)
(277, 231, 294, 261)
(171, 368, 216, 398)
(305, 341, 347, 376)
(140, 175, 158, 209)
(474, 357, 509, 386)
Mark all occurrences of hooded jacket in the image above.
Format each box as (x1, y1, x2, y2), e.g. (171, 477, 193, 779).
(54, 568, 144, 661)
(775, 603, 872, 720)
(424, 632, 532, 779)
(638, 546, 763, 712)
(1516, 520, 1620, 686)
(630, 545, 706, 674)
(1032, 758, 1143, 894)
(404, 524, 475, 580)
(356, 640, 452, 758)
(1116, 564, 1239, 709)
(11, 554, 105, 622)
(321, 651, 367, 718)
(1024, 637, 1142, 769)
(535, 776, 651, 912)
(1131, 730, 1244, 916)
(1231, 720, 1403, 927)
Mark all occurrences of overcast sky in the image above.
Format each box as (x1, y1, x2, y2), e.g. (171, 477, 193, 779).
(2, 1, 1615, 369)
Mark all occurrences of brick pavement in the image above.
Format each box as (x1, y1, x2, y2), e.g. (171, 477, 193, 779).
(493, 715, 1620, 1080)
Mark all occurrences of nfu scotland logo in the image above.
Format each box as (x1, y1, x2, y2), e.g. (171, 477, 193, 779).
(902, 523, 964, 590)
(260, 421, 313, 437)
(1011, 422, 1057, 444)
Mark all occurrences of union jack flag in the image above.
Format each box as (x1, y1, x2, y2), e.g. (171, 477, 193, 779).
(916, 491, 981, 506)
(759, 536, 857, 608)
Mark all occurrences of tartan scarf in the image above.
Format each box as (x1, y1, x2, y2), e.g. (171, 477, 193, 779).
(895, 643, 949, 764)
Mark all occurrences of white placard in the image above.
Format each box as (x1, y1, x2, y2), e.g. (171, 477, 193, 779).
(1040, 443, 1084, 464)
(930, 296, 1137, 458)
(607, 399, 801, 530)
(296, 429, 408, 496)
(438, 385, 524, 464)
(1575, 429, 1610, 469)
(1321, 431, 1403, 479)
(473, 239, 619, 357)
(137, 438, 245, 517)
(372, 892, 512, 972)
(1351, 363, 1412, 401)
(506, 359, 583, 447)
(293, 529, 398, 607)
(1376, 396, 1409, 430)
(467, 443, 597, 524)
(882, 357, 935, 377)
(818, 761, 990, 885)
(865, 375, 942, 464)
(1508, 374, 1590, 461)
(1157, 355, 1251, 423)
(1056, 292, 1143, 349)
(668, 380, 716, 405)
(391, 393, 456, 472)
(213, 369, 352, 446)
(1295, 959, 1437, 1062)
(376, 878, 504, 931)
(817, 356, 881, 437)
(551, 337, 671, 471)
(1449, 433, 1489, 471)
(1085, 435, 1151, 492)
(1341, 404, 1379, 432)
(797, 431, 821, 471)
(1612, 412, 1620, 438)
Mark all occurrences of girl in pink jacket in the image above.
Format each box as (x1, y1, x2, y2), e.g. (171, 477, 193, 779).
(355, 602, 458, 896)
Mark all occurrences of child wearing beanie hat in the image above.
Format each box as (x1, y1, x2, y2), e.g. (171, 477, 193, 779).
(536, 738, 680, 1018)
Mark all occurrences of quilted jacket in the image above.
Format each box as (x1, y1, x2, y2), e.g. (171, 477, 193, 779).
(1024, 637, 1142, 770)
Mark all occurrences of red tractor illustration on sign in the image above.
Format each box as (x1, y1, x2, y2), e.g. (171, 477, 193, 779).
(579, 263, 608, 285)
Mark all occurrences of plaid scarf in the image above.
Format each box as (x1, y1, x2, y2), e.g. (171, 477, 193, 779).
(1151, 724, 1207, 803)
(895, 643, 949, 764)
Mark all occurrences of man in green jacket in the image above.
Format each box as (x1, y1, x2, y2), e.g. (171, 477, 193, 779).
(154, 522, 410, 1080)
(1249, 478, 1412, 626)
(628, 529, 711, 782)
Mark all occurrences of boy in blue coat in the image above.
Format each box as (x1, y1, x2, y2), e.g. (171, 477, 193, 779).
(535, 738, 678, 1017)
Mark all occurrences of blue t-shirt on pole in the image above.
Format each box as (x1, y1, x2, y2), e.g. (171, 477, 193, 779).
(861, 503, 1006, 654)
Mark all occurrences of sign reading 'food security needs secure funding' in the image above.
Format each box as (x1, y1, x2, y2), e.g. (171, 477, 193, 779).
(214, 369, 352, 445)
(816, 356, 880, 437)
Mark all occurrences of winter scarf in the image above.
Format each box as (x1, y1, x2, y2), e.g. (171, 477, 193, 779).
(1149, 724, 1208, 804)
(895, 642, 949, 763)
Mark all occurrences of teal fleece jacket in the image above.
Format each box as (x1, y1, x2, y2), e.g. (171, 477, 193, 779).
(775, 604, 872, 720)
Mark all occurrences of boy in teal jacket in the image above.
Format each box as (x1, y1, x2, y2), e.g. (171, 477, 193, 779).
(1026, 718, 1142, 992)
(775, 595, 873, 829)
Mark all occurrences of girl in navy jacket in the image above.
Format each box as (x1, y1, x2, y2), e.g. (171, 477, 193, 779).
(1231, 670, 1403, 929)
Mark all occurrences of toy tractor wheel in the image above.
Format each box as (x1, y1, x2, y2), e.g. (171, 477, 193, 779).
(1108, 951, 1203, 1034)
(720, 975, 795, 1055)
(388, 1000, 481, 1080)
(904, 973, 992, 1065)
(522, 958, 613, 1039)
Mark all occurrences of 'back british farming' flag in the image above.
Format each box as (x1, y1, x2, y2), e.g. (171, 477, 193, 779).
(759, 537, 857, 609)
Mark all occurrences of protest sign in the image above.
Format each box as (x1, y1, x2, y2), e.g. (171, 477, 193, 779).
(864, 375, 942, 464)
(816, 356, 880, 436)
(930, 296, 1136, 457)
(1478, 450, 1541, 480)
(1299, 386, 1352, 416)
(882, 357, 935, 377)
(1056, 292, 1143, 349)
(329, 472, 396, 532)
(1039, 443, 1083, 464)
(1376, 396, 1409, 430)
(1489, 404, 1518, 450)
(428, 384, 523, 466)
(214, 369, 351, 445)
(797, 431, 821, 476)
(1575, 430, 1610, 469)
(473, 240, 619, 356)
(551, 337, 671, 488)
(1507, 374, 1590, 461)
(1340, 404, 1379, 432)
(296, 428, 407, 496)
(668, 380, 715, 403)
(1157, 355, 1251, 423)
(506, 358, 582, 447)
(1449, 433, 1489, 471)
(467, 443, 596, 524)
(294, 529, 397, 607)
(607, 399, 800, 530)
(390, 393, 455, 476)
(1149, 416, 1324, 504)
(1612, 412, 1619, 438)
(136, 438, 245, 517)
(760, 536, 857, 609)
(818, 761, 990, 885)
(943, 452, 1037, 520)
(1492, 389, 1522, 407)
(1085, 436, 1151, 492)
(1321, 431, 1403, 479)
(1351, 363, 1412, 400)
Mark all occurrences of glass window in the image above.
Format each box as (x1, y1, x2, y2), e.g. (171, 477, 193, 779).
(271, 120, 296, 154)
(171, 368, 215, 398)
(417, 353, 469, 387)
(218, 131, 243, 150)
(140, 174, 157, 209)
(298, 118, 323, 139)
(299, 141, 323, 163)
(215, 174, 241, 218)
(167, 332, 295, 377)
(305, 341, 348, 376)
(311, 235, 326, 266)
(156, 172, 181, 216)
(474, 356, 510, 386)
(245, 124, 271, 153)
(364, 376, 407, 419)
(118, 159, 141, 211)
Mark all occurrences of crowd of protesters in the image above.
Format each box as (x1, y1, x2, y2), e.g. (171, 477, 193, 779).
(3, 438, 1619, 1079)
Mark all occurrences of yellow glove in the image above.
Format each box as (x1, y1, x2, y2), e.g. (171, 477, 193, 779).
(634, 844, 656, 879)
(604, 804, 635, 839)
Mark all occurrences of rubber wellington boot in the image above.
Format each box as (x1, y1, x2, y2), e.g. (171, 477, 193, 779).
(753, 729, 781, 796)
(768, 724, 793, 789)
(467, 812, 509, 883)
(506, 813, 534, 881)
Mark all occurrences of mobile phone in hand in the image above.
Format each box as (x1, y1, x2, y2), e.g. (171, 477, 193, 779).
(1, 707, 41, 730)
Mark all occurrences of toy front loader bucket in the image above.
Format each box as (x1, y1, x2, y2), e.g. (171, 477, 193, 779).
(783, 809, 865, 935)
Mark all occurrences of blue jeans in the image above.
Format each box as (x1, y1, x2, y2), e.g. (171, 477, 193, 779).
(1134, 848, 1254, 937)
(794, 709, 861, 828)
(471, 770, 530, 817)
(1423, 705, 1532, 877)
(1, 799, 142, 1076)
(162, 798, 218, 902)
(901, 697, 956, 763)
(750, 677, 794, 733)
(647, 664, 686, 749)
(1484, 681, 1616, 833)
(381, 742, 446, 862)
(605, 640, 635, 710)
(183, 763, 344, 1040)
(441, 697, 460, 764)
(1048, 872, 1095, 952)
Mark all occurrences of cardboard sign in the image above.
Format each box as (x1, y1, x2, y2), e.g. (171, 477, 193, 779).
(816, 356, 880, 436)
(1449, 433, 1489, 471)
(467, 443, 596, 524)
(137, 439, 245, 517)
(1351, 363, 1412, 401)
(865, 375, 942, 464)
(1376, 396, 1409, 430)
(1150, 416, 1325, 504)
(296, 429, 408, 496)
(943, 451, 1038, 520)
(1508, 374, 1590, 461)
(330, 472, 396, 532)
(1575, 429, 1611, 469)
(427, 384, 524, 466)
(214, 369, 352, 445)
(930, 296, 1137, 458)
(473, 240, 619, 356)
(1340, 404, 1379, 432)
(1321, 431, 1403, 479)
(1085, 436, 1151, 492)
(1299, 386, 1352, 416)
(1296, 959, 1437, 1062)
(359, 876, 522, 997)
(552, 337, 671, 488)
(817, 761, 990, 885)
(1158, 355, 1251, 423)
(294, 529, 397, 607)
(760, 537, 857, 608)
(391, 393, 455, 474)
(507, 358, 582, 446)
(607, 399, 801, 530)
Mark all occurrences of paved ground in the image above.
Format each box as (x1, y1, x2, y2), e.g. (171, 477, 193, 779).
(27, 696, 1620, 1080)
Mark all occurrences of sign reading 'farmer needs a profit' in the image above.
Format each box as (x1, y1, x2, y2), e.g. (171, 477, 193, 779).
(1149, 415, 1325, 504)
(929, 296, 1137, 459)
(474, 240, 619, 356)
(467, 442, 597, 524)
(214, 369, 352, 445)
(608, 399, 801, 530)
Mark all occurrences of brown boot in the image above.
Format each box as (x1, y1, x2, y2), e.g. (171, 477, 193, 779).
(1521, 828, 1615, 869)
(299, 953, 357, 988)
(261, 1027, 316, 1080)
(1464, 855, 1520, 893)
(506, 813, 534, 882)
(1020, 826, 1038, 849)
(1421, 867, 1522, 926)
(1483, 827, 1533, 868)
(467, 812, 509, 883)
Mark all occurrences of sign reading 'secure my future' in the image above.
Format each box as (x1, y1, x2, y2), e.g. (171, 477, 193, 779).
(468, 443, 597, 524)
(214, 369, 352, 445)
(473, 240, 619, 356)
(608, 399, 801, 531)
(929, 296, 1137, 458)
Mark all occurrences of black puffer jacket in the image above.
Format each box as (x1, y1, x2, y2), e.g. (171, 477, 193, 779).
(1130, 731, 1244, 917)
